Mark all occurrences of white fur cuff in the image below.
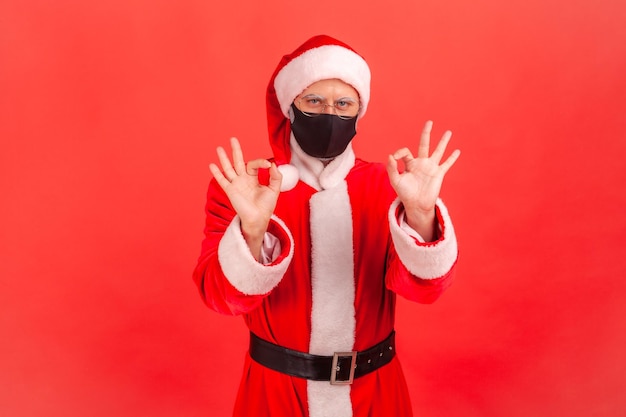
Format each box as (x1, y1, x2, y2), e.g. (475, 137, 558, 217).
(388, 198, 458, 279)
(218, 215, 294, 295)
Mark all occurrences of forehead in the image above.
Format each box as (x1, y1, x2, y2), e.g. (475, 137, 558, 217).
(299, 78, 359, 98)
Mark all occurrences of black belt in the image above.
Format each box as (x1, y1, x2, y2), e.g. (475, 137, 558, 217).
(249, 330, 396, 385)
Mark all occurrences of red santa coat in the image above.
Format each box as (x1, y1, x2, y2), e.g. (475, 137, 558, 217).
(193, 147, 458, 416)
(193, 34, 458, 417)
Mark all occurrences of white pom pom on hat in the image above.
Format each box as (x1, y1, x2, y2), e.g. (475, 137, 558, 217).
(276, 164, 299, 191)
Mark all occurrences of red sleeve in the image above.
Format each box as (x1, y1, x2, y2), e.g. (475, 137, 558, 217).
(385, 198, 459, 304)
(192, 179, 294, 315)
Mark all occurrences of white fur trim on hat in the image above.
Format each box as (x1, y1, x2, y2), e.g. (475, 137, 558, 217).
(274, 44, 371, 119)
(388, 198, 458, 279)
(218, 215, 294, 295)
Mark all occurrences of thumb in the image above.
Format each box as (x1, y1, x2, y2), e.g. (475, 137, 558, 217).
(267, 162, 283, 192)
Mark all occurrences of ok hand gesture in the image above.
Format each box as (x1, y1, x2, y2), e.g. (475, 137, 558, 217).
(209, 137, 282, 260)
(386, 121, 460, 241)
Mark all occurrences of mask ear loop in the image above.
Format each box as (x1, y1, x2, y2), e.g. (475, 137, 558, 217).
(288, 105, 296, 123)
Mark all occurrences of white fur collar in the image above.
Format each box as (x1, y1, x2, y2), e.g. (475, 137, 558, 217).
(289, 133, 356, 191)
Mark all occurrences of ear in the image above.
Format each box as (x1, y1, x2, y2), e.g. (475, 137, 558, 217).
(288, 104, 295, 123)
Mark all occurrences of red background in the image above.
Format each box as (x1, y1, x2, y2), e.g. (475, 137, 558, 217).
(2, 1, 625, 416)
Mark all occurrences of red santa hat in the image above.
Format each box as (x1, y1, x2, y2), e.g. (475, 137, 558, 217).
(265, 35, 371, 191)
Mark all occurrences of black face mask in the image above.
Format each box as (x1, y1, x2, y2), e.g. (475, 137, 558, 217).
(290, 103, 357, 159)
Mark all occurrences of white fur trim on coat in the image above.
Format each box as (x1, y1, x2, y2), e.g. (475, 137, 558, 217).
(274, 44, 371, 118)
(388, 198, 458, 279)
(307, 180, 355, 417)
(308, 383, 351, 417)
(218, 215, 294, 295)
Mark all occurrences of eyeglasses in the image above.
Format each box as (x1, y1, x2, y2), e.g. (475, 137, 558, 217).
(296, 94, 360, 120)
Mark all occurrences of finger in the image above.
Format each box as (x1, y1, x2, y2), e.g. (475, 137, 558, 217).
(267, 162, 283, 193)
(440, 149, 461, 174)
(391, 147, 413, 161)
(230, 137, 246, 175)
(386, 154, 401, 183)
(216, 146, 237, 180)
(246, 158, 272, 176)
(418, 120, 433, 158)
(431, 130, 453, 164)
(209, 162, 231, 189)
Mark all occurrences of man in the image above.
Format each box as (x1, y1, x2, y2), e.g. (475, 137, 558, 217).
(193, 34, 460, 416)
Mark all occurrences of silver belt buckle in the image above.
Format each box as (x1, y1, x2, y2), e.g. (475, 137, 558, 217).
(330, 351, 357, 385)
